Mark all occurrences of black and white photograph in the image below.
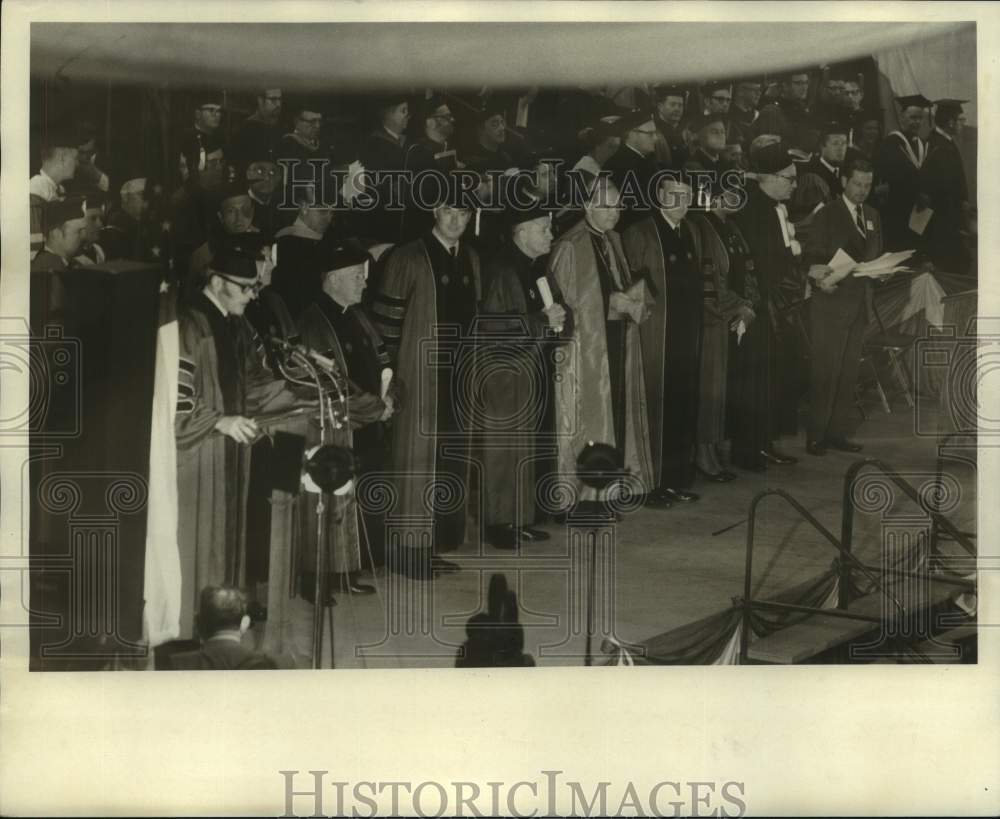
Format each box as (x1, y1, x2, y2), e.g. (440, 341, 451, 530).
(2, 2, 997, 816)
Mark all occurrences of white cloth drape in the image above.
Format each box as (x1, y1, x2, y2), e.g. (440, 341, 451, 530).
(142, 320, 182, 647)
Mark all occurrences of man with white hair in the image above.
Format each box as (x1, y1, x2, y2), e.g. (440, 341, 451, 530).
(101, 177, 159, 262)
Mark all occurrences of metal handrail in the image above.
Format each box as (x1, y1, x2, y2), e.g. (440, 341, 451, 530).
(739, 489, 905, 662)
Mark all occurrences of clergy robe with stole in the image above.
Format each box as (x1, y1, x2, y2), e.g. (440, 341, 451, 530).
(623, 212, 703, 490)
(372, 235, 481, 555)
(548, 218, 654, 507)
(478, 241, 561, 528)
(297, 295, 389, 575)
(802, 196, 883, 443)
(175, 294, 301, 638)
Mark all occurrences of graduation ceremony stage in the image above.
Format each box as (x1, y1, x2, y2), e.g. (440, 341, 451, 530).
(255, 392, 978, 668)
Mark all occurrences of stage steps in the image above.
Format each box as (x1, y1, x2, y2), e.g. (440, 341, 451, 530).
(746, 574, 966, 664)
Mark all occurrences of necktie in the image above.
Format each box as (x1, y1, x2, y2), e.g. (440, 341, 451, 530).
(855, 206, 866, 236)
(449, 245, 457, 259)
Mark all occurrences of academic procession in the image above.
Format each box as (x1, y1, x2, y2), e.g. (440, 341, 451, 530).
(24, 21, 978, 670)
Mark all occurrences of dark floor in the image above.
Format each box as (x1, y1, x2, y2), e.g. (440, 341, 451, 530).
(251, 396, 977, 668)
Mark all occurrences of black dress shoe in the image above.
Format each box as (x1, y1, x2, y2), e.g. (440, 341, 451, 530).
(658, 487, 699, 503)
(718, 470, 738, 482)
(299, 573, 338, 606)
(696, 465, 731, 483)
(806, 440, 828, 456)
(760, 448, 798, 465)
(825, 437, 863, 453)
(486, 524, 520, 549)
(519, 526, 551, 542)
(644, 492, 673, 509)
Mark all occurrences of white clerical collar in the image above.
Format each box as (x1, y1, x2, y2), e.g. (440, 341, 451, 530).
(202, 287, 228, 317)
(820, 157, 839, 175)
(934, 126, 954, 142)
(431, 227, 459, 254)
(659, 211, 682, 232)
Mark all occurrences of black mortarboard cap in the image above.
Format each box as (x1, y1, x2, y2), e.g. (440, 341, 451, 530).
(653, 84, 688, 102)
(819, 120, 850, 138)
(701, 79, 732, 96)
(752, 142, 794, 174)
(934, 98, 968, 121)
(213, 231, 269, 260)
(214, 180, 252, 209)
(618, 108, 655, 133)
(474, 96, 507, 124)
(211, 248, 258, 280)
(192, 89, 224, 109)
(895, 93, 932, 109)
(319, 242, 370, 274)
(508, 197, 551, 228)
(42, 196, 88, 233)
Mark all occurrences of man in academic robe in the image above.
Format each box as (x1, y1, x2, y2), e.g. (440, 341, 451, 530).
(651, 85, 690, 170)
(101, 177, 165, 264)
(270, 188, 339, 318)
(790, 121, 848, 223)
(683, 112, 734, 201)
(230, 88, 284, 172)
(177, 90, 227, 181)
(874, 94, 931, 251)
(921, 99, 972, 274)
(731, 142, 803, 466)
(297, 244, 394, 597)
(605, 109, 663, 231)
(547, 177, 655, 514)
(402, 95, 460, 241)
(802, 158, 884, 454)
(460, 100, 518, 251)
(359, 92, 411, 244)
(753, 71, 818, 155)
(174, 248, 309, 639)
(623, 177, 703, 505)
(478, 206, 566, 548)
(371, 180, 481, 579)
(246, 161, 282, 238)
(730, 78, 763, 145)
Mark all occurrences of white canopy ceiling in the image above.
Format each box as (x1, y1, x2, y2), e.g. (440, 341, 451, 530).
(30, 21, 972, 91)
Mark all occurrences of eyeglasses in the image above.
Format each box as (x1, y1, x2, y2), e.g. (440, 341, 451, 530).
(710, 95, 732, 103)
(770, 173, 797, 182)
(633, 128, 658, 135)
(262, 96, 283, 103)
(298, 116, 323, 125)
(199, 106, 223, 114)
(432, 113, 455, 122)
(213, 272, 262, 294)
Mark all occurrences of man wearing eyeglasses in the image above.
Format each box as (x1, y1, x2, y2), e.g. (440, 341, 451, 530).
(754, 71, 817, 155)
(179, 90, 227, 184)
(232, 88, 284, 172)
(790, 121, 849, 223)
(605, 109, 663, 230)
(402, 95, 460, 240)
(175, 248, 307, 640)
(277, 100, 331, 216)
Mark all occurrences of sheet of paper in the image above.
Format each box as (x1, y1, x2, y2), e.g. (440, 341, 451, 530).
(828, 248, 857, 278)
(909, 205, 934, 236)
(853, 249, 917, 277)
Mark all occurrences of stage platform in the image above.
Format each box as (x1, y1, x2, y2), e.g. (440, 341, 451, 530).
(257, 397, 977, 668)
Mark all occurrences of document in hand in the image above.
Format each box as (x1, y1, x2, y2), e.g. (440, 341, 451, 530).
(853, 249, 916, 278)
(909, 205, 934, 236)
(828, 248, 857, 278)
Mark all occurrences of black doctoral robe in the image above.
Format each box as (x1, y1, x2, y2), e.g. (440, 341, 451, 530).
(874, 131, 927, 251)
(605, 144, 661, 230)
(921, 130, 971, 274)
(478, 241, 560, 527)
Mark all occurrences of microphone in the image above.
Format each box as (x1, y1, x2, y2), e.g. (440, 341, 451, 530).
(535, 276, 563, 333)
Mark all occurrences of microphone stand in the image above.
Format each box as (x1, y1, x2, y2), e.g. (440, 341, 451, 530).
(274, 340, 349, 668)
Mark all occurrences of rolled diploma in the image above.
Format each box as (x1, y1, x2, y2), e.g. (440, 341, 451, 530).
(536, 277, 563, 333)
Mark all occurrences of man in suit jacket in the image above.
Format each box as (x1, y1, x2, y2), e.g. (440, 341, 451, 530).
(802, 157, 883, 455)
(922, 99, 972, 274)
(168, 585, 276, 670)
